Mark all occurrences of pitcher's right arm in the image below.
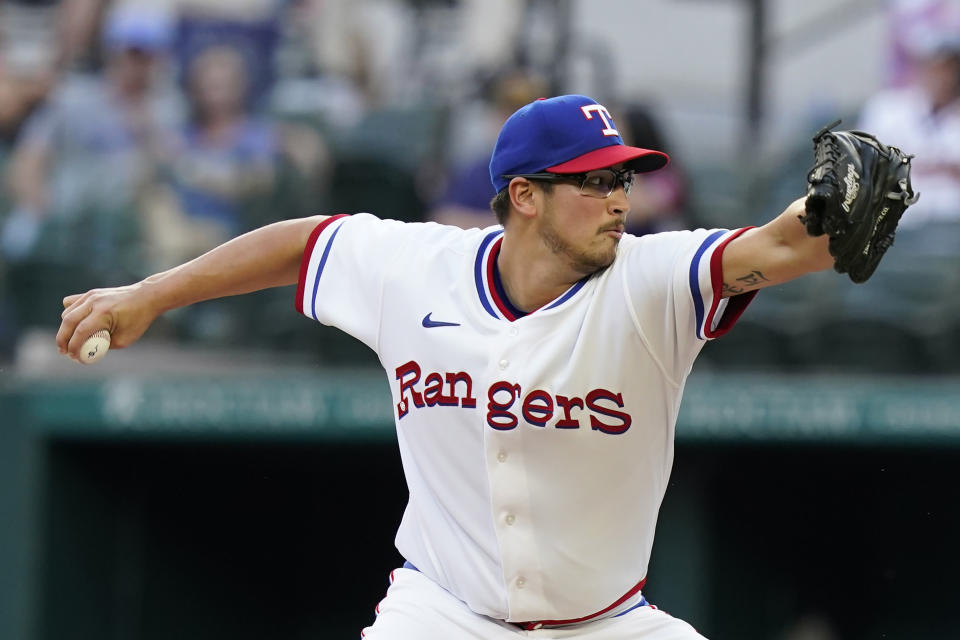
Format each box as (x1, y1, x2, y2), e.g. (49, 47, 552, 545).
(56, 215, 329, 360)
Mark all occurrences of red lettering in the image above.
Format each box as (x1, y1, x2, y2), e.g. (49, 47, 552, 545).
(395, 360, 424, 419)
(486, 381, 522, 430)
(555, 395, 584, 429)
(521, 390, 554, 427)
(423, 373, 445, 406)
(586, 389, 632, 435)
(394, 364, 627, 435)
(445, 372, 476, 408)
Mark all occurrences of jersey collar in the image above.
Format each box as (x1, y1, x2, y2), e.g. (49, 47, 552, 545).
(473, 229, 590, 321)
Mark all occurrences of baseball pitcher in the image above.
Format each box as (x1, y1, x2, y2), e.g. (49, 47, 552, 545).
(56, 95, 916, 639)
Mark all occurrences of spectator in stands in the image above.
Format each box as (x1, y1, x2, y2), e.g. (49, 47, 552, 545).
(144, 43, 282, 271)
(885, 0, 960, 87)
(1, 3, 181, 267)
(0, 0, 64, 150)
(428, 69, 547, 229)
(858, 30, 960, 232)
(617, 103, 691, 236)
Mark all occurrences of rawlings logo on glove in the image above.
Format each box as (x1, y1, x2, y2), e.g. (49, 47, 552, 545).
(841, 164, 860, 212)
(799, 121, 919, 283)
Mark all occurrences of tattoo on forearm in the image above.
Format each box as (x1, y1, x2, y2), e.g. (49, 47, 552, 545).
(722, 282, 745, 295)
(722, 270, 770, 294)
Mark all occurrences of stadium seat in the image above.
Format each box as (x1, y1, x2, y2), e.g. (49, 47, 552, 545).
(797, 250, 960, 373)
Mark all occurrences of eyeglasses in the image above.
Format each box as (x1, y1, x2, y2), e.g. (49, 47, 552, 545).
(500, 168, 635, 198)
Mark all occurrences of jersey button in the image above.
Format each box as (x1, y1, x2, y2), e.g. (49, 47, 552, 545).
(508, 327, 519, 337)
(498, 358, 509, 370)
(497, 451, 508, 463)
(516, 576, 526, 588)
(505, 513, 515, 526)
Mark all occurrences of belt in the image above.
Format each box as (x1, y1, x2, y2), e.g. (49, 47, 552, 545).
(511, 582, 648, 631)
(400, 561, 648, 630)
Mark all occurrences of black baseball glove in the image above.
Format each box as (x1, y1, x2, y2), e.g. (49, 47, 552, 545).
(799, 121, 919, 283)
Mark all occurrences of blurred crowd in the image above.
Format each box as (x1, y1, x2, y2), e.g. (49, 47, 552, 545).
(0, 0, 692, 364)
(0, 0, 959, 374)
(0, 0, 338, 357)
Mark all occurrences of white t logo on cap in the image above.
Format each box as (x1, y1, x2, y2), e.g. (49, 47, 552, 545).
(580, 104, 619, 137)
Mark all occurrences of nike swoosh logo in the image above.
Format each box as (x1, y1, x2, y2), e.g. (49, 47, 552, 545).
(422, 313, 460, 328)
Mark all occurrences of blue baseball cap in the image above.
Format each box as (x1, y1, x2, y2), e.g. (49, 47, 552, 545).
(103, 5, 175, 53)
(489, 94, 669, 193)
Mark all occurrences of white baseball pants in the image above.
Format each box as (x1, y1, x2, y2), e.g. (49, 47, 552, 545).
(360, 567, 707, 639)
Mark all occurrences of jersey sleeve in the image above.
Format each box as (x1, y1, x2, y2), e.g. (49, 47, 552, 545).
(295, 213, 408, 352)
(622, 227, 757, 378)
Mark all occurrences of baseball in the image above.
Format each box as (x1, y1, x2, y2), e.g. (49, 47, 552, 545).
(78, 329, 111, 364)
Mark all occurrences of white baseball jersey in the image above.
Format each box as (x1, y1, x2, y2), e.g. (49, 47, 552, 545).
(295, 214, 755, 626)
